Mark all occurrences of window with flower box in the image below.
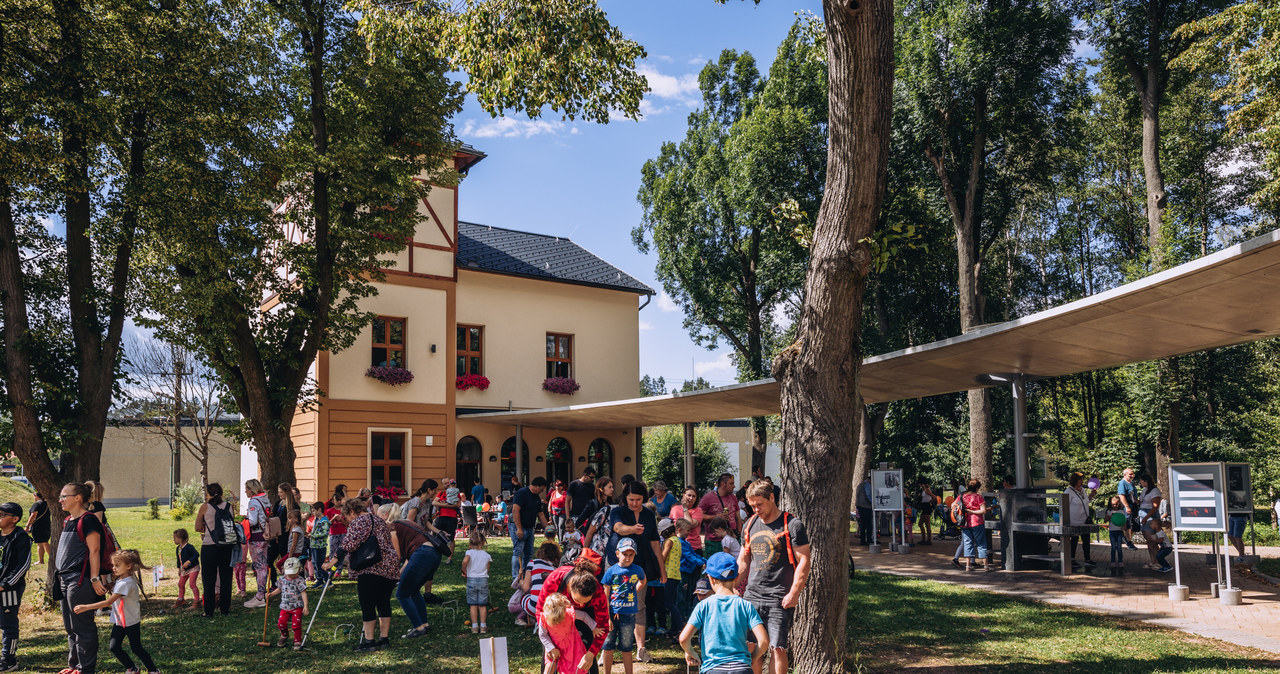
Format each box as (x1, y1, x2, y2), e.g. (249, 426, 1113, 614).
(457, 324, 483, 376)
(372, 317, 406, 369)
(546, 333, 573, 379)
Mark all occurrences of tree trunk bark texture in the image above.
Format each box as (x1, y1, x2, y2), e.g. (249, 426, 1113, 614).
(772, 1, 893, 670)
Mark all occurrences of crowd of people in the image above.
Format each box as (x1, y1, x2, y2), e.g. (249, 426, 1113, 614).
(7, 464, 805, 674)
(853, 467, 1192, 576)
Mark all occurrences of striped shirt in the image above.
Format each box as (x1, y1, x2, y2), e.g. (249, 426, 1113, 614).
(525, 558, 556, 596)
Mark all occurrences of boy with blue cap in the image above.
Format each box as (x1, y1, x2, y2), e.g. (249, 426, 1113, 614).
(601, 537, 646, 674)
(678, 552, 768, 674)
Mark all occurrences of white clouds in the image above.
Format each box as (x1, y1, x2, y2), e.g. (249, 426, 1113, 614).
(657, 291, 680, 313)
(638, 64, 700, 104)
(638, 320, 654, 332)
(694, 352, 733, 378)
(459, 117, 576, 139)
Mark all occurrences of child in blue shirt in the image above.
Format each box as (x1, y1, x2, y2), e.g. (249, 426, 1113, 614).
(600, 538, 646, 674)
(679, 552, 768, 674)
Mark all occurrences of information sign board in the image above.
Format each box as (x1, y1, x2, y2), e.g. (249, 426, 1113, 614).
(1168, 462, 1227, 533)
(871, 469, 903, 512)
(1225, 462, 1253, 514)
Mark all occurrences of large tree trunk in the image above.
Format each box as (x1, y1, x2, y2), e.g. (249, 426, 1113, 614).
(850, 399, 886, 513)
(773, 0, 893, 670)
(1154, 357, 1181, 497)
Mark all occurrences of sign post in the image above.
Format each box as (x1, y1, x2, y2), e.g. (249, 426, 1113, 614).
(871, 469, 905, 555)
(1167, 462, 1229, 603)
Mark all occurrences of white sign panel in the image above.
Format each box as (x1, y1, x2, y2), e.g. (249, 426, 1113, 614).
(1168, 462, 1227, 533)
(872, 469, 903, 512)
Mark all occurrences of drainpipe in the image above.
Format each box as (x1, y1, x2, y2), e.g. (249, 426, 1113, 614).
(639, 293, 653, 311)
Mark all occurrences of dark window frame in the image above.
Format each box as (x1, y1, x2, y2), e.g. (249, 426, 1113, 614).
(546, 333, 573, 379)
(457, 324, 484, 376)
(372, 316, 407, 369)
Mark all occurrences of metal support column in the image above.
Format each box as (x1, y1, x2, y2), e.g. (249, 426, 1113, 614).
(1011, 375, 1030, 489)
(683, 422, 695, 489)
(515, 424, 523, 486)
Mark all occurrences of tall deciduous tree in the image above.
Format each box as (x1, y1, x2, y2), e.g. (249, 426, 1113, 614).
(141, 0, 648, 502)
(897, 0, 1073, 488)
(766, 0, 895, 669)
(635, 23, 823, 469)
(1, 0, 258, 588)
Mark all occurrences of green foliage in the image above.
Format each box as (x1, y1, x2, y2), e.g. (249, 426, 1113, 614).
(1174, 1, 1280, 207)
(640, 424, 732, 495)
(170, 477, 203, 521)
(677, 377, 714, 393)
(634, 20, 824, 386)
(639, 374, 667, 397)
(146, 498, 160, 521)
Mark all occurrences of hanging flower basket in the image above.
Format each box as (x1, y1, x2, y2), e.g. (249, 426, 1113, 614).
(456, 374, 491, 391)
(542, 377, 580, 395)
(366, 366, 414, 386)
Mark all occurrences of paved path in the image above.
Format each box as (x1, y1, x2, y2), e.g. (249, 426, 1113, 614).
(851, 536, 1280, 655)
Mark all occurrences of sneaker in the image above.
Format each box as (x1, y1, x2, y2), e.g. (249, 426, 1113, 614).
(637, 647, 652, 663)
(1126, 542, 1138, 550)
(423, 592, 443, 604)
(243, 597, 265, 608)
(1158, 566, 1172, 573)
(401, 626, 430, 639)
(292, 641, 303, 651)
(654, 627, 668, 637)
(353, 637, 377, 652)
(951, 559, 963, 569)
(1083, 560, 1097, 567)
(0, 662, 18, 673)
(471, 625, 480, 634)
(480, 625, 489, 634)
(125, 669, 140, 674)
(172, 600, 186, 610)
(376, 637, 389, 650)
(514, 616, 529, 627)
(277, 636, 288, 648)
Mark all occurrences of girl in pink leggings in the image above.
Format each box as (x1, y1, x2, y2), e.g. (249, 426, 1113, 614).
(174, 529, 202, 608)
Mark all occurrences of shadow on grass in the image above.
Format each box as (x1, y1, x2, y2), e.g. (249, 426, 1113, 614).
(847, 572, 1280, 674)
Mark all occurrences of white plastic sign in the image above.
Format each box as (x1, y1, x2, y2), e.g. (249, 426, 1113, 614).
(872, 469, 903, 512)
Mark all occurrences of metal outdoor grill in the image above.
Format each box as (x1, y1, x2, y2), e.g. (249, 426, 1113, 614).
(992, 488, 1094, 575)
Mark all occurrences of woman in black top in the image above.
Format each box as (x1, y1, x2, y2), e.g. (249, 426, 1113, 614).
(194, 483, 236, 616)
(57, 482, 105, 674)
(24, 493, 50, 564)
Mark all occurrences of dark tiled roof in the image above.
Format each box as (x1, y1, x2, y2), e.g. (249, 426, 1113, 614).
(457, 221, 653, 295)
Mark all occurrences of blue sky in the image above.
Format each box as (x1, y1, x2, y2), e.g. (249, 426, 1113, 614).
(454, 0, 823, 390)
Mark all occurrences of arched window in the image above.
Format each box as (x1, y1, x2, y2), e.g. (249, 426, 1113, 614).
(501, 436, 530, 494)
(456, 436, 482, 491)
(587, 438, 612, 482)
(546, 437, 572, 486)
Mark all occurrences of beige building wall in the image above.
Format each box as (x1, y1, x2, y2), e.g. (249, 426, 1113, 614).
(100, 425, 241, 505)
(455, 421, 634, 496)
(455, 269, 642, 410)
(327, 283, 450, 406)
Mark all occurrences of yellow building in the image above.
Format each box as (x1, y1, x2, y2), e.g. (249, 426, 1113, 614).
(267, 147, 654, 501)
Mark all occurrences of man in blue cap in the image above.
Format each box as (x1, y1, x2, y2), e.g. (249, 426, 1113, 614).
(678, 552, 768, 674)
(0, 502, 32, 671)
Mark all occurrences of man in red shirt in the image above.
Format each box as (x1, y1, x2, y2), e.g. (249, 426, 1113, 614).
(698, 473, 738, 557)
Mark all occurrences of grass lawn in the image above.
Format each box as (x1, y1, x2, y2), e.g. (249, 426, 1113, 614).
(1257, 557, 1280, 578)
(2, 488, 1276, 673)
(848, 572, 1280, 673)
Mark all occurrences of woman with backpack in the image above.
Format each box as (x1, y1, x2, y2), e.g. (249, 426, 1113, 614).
(243, 479, 272, 609)
(958, 479, 992, 572)
(56, 482, 105, 674)
(194, 483, 236, 616)
(581, 477, 616, 556)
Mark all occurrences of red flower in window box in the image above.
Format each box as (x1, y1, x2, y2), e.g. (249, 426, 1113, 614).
(542, 377, 580, 395)
(456, 374, 490, 391)
(366, 366, 414, 386)
(373, 485, 405, 501)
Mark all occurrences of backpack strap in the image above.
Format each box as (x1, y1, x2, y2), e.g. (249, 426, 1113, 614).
(746, 512, 796, 566)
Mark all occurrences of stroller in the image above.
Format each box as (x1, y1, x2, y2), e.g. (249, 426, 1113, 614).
(935, 502, 962, 540)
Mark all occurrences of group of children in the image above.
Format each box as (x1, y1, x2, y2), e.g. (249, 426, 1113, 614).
(535, 546, 764, 674)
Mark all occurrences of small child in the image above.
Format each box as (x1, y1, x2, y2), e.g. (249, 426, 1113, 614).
(538, 592, 587, 674)
(172, 528, 201, 609)
(233, 518, 250, 598)
(693, 577, 712, 603)
(307, 502, 330, 587)
(678, 552, 768, 674)
(559, 531, 583, 566)
(1103, 496, 1128, 577)
(601, 538, 646, 674)
(462, 529, 492, 634)
(74, 550, 160, 674)
(657, 518, 683, 636)
(707, 517, 740, 559)
(285, 509, 306, 566)
(1146, 517, 1174, 573)
(268, 557, 309, 650)
(445, 479, 461, 507)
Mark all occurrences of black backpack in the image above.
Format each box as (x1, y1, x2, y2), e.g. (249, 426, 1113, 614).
(211, 502, 242, 546)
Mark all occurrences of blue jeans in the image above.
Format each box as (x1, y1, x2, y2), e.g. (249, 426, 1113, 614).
(397, 545, 442, 629)
(961, 526, 988, 559)
(1156, 545, 1173, 568)
(603, 612, 637, 652)
(309, 548, 328, 585)
(1109, 530, 1125, 563)
(509, 522, 534, 578)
